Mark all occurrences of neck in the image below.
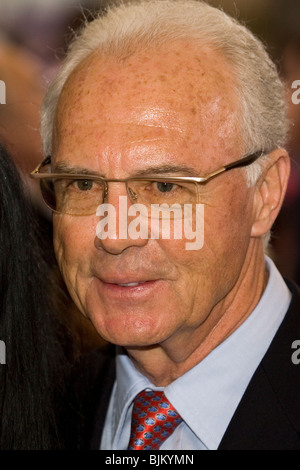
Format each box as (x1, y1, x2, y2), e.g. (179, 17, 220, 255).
(126, 243, 268, 386)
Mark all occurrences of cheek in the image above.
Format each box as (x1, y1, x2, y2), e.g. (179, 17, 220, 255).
(53, 215, 97, 280)
(160, 187, 252, 259)
(206, 181, 254, 240)
(157, 185, 255, 297)
(201, 186, 255, 283)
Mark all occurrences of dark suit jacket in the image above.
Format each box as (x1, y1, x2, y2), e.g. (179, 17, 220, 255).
(74, 280, 300, 450)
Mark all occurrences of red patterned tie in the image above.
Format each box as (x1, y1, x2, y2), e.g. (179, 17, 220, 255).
(127, 389, 182, 450)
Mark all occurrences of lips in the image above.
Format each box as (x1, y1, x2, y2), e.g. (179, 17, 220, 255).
(96, 277, 162, 299)
(102, 279, 154, 289)
(100, 276, 156, 286)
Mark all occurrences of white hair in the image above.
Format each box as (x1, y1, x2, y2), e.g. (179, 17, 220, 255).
(41, 0, 289, 190)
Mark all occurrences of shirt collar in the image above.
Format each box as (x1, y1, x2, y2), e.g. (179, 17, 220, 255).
(111, 349, 157, 446)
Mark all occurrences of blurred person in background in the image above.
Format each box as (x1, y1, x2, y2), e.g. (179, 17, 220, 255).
(0, 142, 80, 449)
(0, 39, 46, 213)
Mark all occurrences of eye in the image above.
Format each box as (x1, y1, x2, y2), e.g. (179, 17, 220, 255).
(74, 179, 94, 191)
(155, 182, 177, 193)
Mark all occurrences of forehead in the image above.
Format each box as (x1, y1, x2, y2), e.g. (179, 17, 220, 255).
(54, 39, 242, 168)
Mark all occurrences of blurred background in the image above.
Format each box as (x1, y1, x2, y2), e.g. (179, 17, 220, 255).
(0, 0, 299, 351)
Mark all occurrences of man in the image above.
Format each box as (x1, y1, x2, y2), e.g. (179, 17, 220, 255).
(32, 0, 300, 450)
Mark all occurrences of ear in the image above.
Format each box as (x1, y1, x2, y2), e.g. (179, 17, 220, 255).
(251, 148, 290, 238)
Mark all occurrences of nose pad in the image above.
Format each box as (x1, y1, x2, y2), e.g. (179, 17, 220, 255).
(103, 183, 109, 203)
(127, 186, 138, 202)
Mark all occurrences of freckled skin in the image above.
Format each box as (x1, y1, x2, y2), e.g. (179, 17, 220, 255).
(53, 40, 269, 384)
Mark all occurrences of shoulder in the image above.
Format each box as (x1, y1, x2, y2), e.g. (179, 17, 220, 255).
(220, 279, 300, 449)
(261, 279, 300, 429)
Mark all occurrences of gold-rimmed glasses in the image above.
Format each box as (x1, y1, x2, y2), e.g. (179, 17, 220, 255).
(30, 151, 264, 216)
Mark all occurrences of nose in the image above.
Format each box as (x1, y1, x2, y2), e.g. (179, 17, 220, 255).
(94, 182, 149, 254)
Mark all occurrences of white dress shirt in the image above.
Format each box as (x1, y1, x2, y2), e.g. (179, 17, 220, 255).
(100, 256, 291, 450)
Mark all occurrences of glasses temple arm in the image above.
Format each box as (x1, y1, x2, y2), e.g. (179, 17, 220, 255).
(224, 151, 264, 171)
(30, 155, 52, 176)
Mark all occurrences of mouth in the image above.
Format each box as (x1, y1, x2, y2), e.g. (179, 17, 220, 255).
(97, 278, 163, 299)
(103, 279, 157, 289)
(116, 281, 147, 287)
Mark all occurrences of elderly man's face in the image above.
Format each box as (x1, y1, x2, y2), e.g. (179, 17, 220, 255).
(53, 41, 257, 350)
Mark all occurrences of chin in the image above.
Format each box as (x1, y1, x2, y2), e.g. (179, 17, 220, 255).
(90, 312, 170, 348)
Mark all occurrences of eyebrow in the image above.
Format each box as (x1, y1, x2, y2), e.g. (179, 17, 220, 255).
(53, 162, 198, 177)
(53, 161, 105, 177)
(134, 165, 198, 177)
